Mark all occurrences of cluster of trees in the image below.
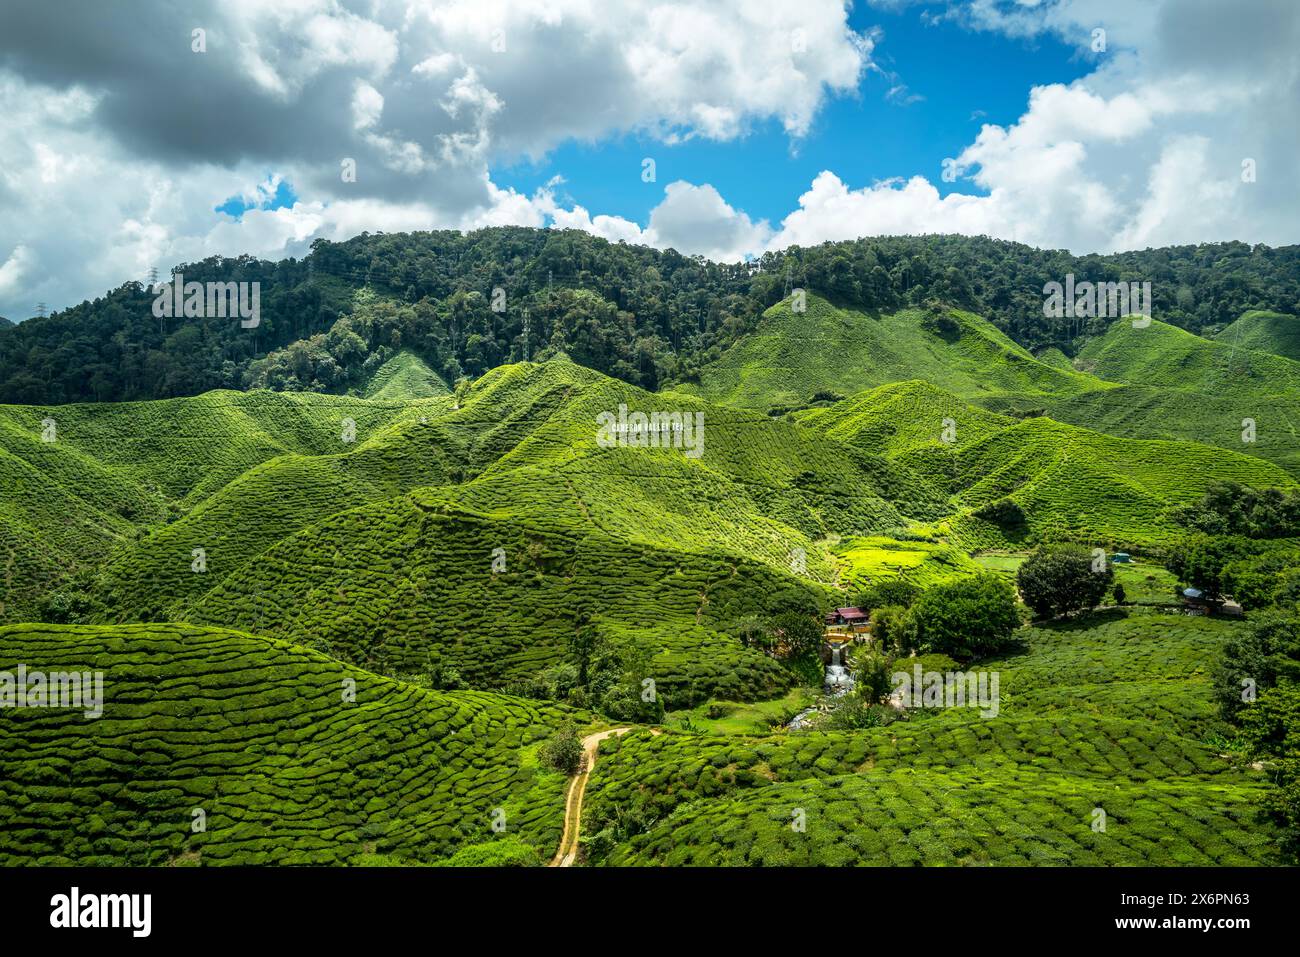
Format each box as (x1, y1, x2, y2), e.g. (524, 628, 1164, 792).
(734, 611, 824, 661)
(833, 573, 1018, 729)
(1212, 576, 1300, 859)
(1161, 486, 1300, 610)
(1017, 544, 1116, 619)
(4, 228, 1297, 404)
(863, 572, 1020, 663)
(1171, 481, 1300, 539)
(505, 617, 664, 724)
(1166, 484, 1300, 859)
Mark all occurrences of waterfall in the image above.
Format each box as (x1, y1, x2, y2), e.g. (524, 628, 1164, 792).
(824, 644, 853, 696)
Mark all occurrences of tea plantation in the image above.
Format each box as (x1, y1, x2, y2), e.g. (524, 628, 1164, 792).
(581, 612, 1277, 866)
(0, 622, 582, 865)
(3, 288, 1297, 868)
(1215, 310, 1300, 362)
(678, 294, 1104, 412)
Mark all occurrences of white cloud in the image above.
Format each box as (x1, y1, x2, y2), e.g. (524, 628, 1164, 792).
(644, 182, 771, 261)
(0, 0, 874, 317)
(549, 205, 647, 245)
(350, 81, 385, 131)
(757, 0, 1300, 256)
(0, 245, 34, 297)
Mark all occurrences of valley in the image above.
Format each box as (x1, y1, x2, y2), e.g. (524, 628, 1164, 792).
(2, 230, 1299, 868)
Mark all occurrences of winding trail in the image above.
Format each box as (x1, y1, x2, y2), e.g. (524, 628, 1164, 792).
(549, 727, 632, 867)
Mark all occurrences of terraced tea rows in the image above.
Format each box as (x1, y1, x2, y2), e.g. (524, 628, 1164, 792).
(680, 294, 1105, 411)
(834, 535, 983, 591)
(580, 612, 1275, 866)
(796, 383, 1298, 550)
(939, 417, 1296, 549)
(1077, 317, 1300, 397)
(363, 350, 450, 400)
(600, 769, 1269, 866)
(1215, 310, 1300, 362)
(0, 623, 583, 865)
(182, 496, 811, 706)
(793, 380, 1016, 457)
(1048, 385, 1300, 475)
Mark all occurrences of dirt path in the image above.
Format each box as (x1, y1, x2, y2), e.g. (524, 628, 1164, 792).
(551, 727, 657, 867)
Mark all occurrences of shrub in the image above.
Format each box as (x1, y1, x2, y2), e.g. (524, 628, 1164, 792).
(868, 605, 909, 654)
(854, 579, 921, 610)
(973, 498, 1028, 532)
(541, 725, 585, 775)
(854, 652, 895, 705)
(1222, 548, 1300, 610)
(422, 651, 468, 691)
(825, 697, 891, 730)
(1166, 534, 1250, 601)
(1238, 686, 1300, 863)
(434, 837, 543, 867)
(769, 611, 824, 661)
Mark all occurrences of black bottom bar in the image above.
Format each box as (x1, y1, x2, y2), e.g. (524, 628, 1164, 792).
(0, 866, 1290, 944)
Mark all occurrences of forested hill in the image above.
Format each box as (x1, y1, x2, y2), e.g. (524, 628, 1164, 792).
(2, 228, 1297, 405)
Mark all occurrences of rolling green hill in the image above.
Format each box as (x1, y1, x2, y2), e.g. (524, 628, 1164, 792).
(793, 382, 1298, 551)
(362, 350, 450, 400)
(680, 294, 1106, 412)
(14, 355, 1296, 695)
(0, 390, 447, 619)
(1073, 317, 1300, 395)
(939, 416, 1296, 549)
(792, 380, 1015, 455)
(1215, 310, 1300, 361)
(1046, 318, 1300, 473)
(180, 495, 809, 706)
(83, 357, 938, 624)
(3, 229, 1300, 870)
(3, 314, 1298, 868)
(1048, 385, 1300, 474)
(0, 622, 582, 865)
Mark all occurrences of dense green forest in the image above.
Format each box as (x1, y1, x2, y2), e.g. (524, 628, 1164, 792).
(2, 229, 1297, 404)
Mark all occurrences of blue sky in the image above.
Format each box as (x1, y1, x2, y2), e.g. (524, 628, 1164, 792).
(495, 7, 1094, 228)
(216, 178, 298, 220)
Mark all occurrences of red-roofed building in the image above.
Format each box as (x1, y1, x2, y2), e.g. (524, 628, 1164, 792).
(832, 607, 868, 626)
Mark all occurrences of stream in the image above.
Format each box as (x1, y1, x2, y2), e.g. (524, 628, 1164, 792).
(788, 645, 854, 729)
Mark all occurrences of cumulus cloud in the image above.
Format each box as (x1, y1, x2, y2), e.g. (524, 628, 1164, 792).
(757, 0, 1300, 255)
(0, 0, 872, 317)
(644, 182, 772, 261)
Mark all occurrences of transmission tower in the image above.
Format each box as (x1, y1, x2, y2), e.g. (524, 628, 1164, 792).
(36, 302, 46, 318)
